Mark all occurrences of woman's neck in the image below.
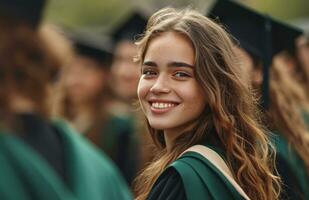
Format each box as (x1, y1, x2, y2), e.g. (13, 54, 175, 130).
(163, 132, 174, 153)
(163, 120, 200, 153)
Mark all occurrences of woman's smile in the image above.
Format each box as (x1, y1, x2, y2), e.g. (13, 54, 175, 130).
(149, 100, 179, 114)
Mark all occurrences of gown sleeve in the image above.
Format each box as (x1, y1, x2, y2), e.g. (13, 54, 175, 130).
(147, 167, 186, 200)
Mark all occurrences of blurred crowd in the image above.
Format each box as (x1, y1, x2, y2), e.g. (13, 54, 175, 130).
(0, 0, 308, 200)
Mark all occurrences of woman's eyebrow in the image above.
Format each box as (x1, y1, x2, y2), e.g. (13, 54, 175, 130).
(167, 61, 194, 68)
(142, 61, 194, 68)
(142, 61, 157, 67)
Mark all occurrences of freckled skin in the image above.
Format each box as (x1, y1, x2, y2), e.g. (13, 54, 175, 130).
(138, 32, 206, 144)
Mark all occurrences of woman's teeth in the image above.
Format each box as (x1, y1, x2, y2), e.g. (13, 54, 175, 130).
(151, 102, 176, 109)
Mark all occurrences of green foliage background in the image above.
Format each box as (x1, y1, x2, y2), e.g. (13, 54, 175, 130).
(44, 0, 309, 31)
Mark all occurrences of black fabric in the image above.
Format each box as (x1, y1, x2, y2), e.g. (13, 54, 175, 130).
(147, 167, 186, 200)
(276, 155, 303, 200)
(111, 11, 147, 42)
(67, 30, 114, 66)
(116, 128, 137, 184)
(0, 0, 46, 28)
(16, 113, 67, 184)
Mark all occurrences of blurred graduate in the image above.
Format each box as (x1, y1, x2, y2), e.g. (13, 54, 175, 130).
(55, 29, 139, 184)
(109, 11, 155, 173)
(209, 0, 309, 199)
(0, 0, 132, 199)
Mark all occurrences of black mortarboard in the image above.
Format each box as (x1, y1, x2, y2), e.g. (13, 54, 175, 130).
(111, 11, 147, 43)
(209, 0, 268, 60)
(209, 0, 302, 108)
(271, 18, 303, 56)
(68, 30, 114, 68)
(0, 0, 47, 28)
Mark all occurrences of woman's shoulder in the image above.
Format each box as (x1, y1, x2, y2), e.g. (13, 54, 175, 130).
(168, 150, 246, 200)
(171, 146, 227, 178)
(51, 119, 133, 199)
(147, 167, 186, 200)
(148, 149, 240, 200)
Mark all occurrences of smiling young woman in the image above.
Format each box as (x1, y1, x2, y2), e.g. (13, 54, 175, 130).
(138, 32, 206, 149)
(133, 7, 280, 200)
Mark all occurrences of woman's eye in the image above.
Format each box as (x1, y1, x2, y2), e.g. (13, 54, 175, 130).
(174, 71, 190, 78)
(142, 70, 157, 77)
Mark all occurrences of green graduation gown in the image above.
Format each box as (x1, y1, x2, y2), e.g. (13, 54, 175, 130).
(272, 134, 309, 200)
(0, 119, 132, 200)
(147, 145, 246, 200)
(90, 115, 138, 184)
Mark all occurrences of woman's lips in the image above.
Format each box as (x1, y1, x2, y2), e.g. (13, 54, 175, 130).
(149, 101, 179, 114)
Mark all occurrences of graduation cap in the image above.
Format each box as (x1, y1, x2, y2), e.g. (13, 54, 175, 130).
(68, 30, 114, 68)
(111, 11, 147, 43)
(0, 0, 47, 28)
(271, 18, 303, 56)
(208, 0, 302, 108)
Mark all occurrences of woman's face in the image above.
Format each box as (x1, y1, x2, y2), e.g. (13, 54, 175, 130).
(111, 40, 141, 101)
(138, 32, 206, 138)
(64, 55, 108, 104)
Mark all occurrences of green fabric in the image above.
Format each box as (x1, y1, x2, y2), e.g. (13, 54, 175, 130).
(0, 119, 132, 200)
(94, 115, 138, 183)
(272, 134, 309, 199)
(169, 148, 245, 200)
(98, 115, 136, 158)
(0, 151, 32, 200)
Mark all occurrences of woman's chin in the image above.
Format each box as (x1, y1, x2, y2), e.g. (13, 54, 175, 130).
(148, 121, 181, 132)
(148, 121, 170, 130)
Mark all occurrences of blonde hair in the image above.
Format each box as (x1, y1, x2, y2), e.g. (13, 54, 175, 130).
(134, 7, 280, 200)
(268, 58, 309, 171)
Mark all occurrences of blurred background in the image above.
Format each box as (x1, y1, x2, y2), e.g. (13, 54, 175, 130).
(45, 0, 309, 32)
(0, 0, 308, 198)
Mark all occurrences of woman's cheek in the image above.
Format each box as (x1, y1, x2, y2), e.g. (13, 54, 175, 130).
(137, 79, 148, 101)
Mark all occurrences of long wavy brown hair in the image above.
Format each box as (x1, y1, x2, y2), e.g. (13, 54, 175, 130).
(134, 7, 280, 200)
(268, 56, 309, 171)
(0, 17, 63, 121)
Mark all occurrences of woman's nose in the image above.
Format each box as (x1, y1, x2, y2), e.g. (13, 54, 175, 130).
(149, 75, 170, 94)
